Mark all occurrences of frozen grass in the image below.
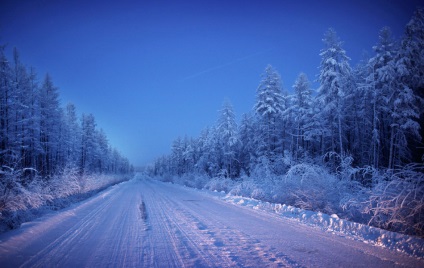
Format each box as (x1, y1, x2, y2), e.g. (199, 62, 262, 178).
(0, 168, 133, 233)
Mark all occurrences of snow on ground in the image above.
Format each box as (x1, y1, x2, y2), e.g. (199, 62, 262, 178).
(0, 176, 423, 267)
(219, 194, 424, 259)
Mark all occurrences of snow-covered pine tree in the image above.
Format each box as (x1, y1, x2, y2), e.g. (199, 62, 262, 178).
(182, 136, 196, 174)
(349, 53, 373, 168)
(64, 103, 81, 167)
(254, 65, 284, 161)
(96, 129, 110, 173)
(80, 113, 98, 175)
(171, 137, 184, 176)
(195, 127, 217, 176)
(217, 99, 239, 177)
(238, 113, 256, 175)
(367, 27, 398, 169)
(317, 28, 351, 162)
(39, 74, 62, 177)
(0, 46, 13, 169)
(291, 73, 313, 160)
(400, 8, 424, 91)
(388, 53, 422, 169)
(397, 8, 424, 163)
(10, 49, 31, 170)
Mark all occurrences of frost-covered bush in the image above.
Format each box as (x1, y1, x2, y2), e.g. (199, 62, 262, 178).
(251, 187, 266, 200)
(0, 168, 49, 212)
(181, 173, 209, 189)
(250, 156, 274, 183)
(168, 173, 209, 189)
(338, 166, 379, 223)
(229, 179, 264, 199)
(280, 163, 340, 214)
(171, 175, 184, 185)
(0, 167, 131, 233)
(0, 168, 49, 231)
(204, 177, 234, 193)
(248, 157, 278, 200)
(49, 166, 81, 199)
(364, 164, 424, 237)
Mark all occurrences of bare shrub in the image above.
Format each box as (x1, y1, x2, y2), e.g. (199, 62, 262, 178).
(364, 164, 424, 237)
(283, 163, 340, 214)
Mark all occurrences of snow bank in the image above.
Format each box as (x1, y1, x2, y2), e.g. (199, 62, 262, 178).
(0, 171, 133, 234)
(222, 194, 424, 259)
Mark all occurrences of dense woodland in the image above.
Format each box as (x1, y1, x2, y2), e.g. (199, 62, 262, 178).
(150, 9, 424, 237)
(0, 44, 132, 231)
(0, 51, 132, 176)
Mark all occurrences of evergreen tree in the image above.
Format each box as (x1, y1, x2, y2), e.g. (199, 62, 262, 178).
(254, 65, 284, 160)
(349, 54, 373, 167)
(317, 28, 351, 160)
(291, 73, 313, 160)
(400, 8, 424, 90)
(398, 8, 424, 162)
(39, 74, 62, 177)
(217, 100, 239, 177)
(96, 129, 110, 173)
(238, 113, 256, 175)
(171, 137, 184, 176)
(0, 45, 132, 195)
(388, 55, 422, 168)
(0, 46, 13, 168)
(80, 113, 98, 174)
(367, 27, 398, 168)
(64, 103, 81, 167)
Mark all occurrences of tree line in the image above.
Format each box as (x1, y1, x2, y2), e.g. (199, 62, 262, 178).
(149, 9, 424, 236)
(152, 9, 423, 181)
(0, 44, 134, 231)
(0, 47, 132, 181)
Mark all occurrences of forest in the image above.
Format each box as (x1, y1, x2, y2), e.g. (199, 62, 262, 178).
(0, 46, 133, 232)
(150, 9, 424, 237)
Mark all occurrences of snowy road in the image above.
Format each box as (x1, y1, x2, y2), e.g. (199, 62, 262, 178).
(0, 177, 423, 267)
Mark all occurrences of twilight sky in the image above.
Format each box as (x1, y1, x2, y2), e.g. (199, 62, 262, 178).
(0, 0, 421, 166)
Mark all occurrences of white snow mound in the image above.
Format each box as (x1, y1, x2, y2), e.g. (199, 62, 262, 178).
(222, 195, 424, 259)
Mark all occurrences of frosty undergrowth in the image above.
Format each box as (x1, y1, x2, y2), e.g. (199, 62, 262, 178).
(0, 167, 132, 233)
(155, 162, 424, 241)
(223, 194, 424, 259)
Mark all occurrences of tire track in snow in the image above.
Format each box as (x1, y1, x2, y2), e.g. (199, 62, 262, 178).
(140, 179, 297, 267)
(138, 179, 424, 268)
(140, 179, 231, 267)
(20, 187, 119, 267)
(0, 180, 146, 267)
(175, 194, 296, 266)
(1, 178, 423, 267)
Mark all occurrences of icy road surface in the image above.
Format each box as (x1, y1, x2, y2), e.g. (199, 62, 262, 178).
(0, 178, 423, 267)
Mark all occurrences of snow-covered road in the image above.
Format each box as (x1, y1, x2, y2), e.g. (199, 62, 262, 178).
(0, 177, 422, 267)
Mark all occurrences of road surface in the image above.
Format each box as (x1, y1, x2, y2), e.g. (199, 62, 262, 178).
(0, 177, 422, 267)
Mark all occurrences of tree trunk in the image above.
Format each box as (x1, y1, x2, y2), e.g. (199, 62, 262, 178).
(388, 126, 395, 170)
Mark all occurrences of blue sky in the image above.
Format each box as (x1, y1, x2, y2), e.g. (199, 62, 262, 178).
(0, 0, 421, 166)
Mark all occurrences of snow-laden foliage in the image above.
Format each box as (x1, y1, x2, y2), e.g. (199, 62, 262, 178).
(229, 179, 266, 200)
(364, 164, 424, 237)
(222, 193, 424, 258)
(216, 100, 240, 178)
(0, 46, 133, 233)
(280, 163, 339, 214)
(317, 28, 351, 159)
(254, 65, 285, 160)
(0, 166, 131, 233)
(291, 73, 314, 161)
(0, 47, 132, 178)
(254, 65, 284, 118)
(150, 8, 424, 238)
(204, 177, 235, 193)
